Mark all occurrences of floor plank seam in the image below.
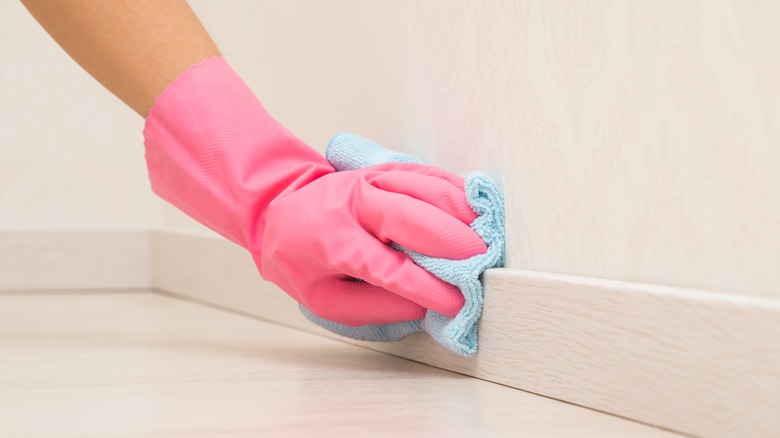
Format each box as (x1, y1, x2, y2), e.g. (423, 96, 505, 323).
(0, 287, 151, 296)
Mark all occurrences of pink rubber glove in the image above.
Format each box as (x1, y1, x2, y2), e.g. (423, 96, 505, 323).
(143, 56, 487, 326)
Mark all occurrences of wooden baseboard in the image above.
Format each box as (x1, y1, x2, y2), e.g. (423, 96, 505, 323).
(0, 229, 151, 290)
(152, 229, 780, 438)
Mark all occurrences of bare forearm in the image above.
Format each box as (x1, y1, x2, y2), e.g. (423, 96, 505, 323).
(21, 0, 220, 117)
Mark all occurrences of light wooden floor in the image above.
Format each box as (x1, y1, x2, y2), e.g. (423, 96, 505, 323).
(0, 291, 678, 437)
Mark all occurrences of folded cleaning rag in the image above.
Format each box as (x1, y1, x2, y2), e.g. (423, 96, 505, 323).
(299, 133, 505, 357)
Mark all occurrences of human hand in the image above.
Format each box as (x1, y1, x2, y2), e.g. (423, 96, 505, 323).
(260, 162, 488, 326)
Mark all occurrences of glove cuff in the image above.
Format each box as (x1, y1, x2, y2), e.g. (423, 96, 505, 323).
(143, 55, 333, 247)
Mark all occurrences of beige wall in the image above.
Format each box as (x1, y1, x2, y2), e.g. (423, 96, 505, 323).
(189, 0, 780, 298)
(0, 2, 157, 229)
(4, 1, 779, 298)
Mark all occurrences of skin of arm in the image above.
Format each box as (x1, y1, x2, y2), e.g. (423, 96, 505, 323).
(20, 0, 220, 117)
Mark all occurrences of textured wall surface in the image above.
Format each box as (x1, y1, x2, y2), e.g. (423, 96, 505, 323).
(0, 2, 156, 229)
(3, 1, 779, 298)
(187, 0, 780, 298)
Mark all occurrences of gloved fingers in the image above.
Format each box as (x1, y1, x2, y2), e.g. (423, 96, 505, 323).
(304, 276, 427, 326)
(366, 170, 478, 225)
(330, 234, 465, 317)
(357, 185, 487, 260)
(407, 164, 467, 189)
(364, 162, 466, 189)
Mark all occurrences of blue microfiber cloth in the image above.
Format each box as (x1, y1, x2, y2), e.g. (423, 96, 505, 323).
(299, 133, 505, 357)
